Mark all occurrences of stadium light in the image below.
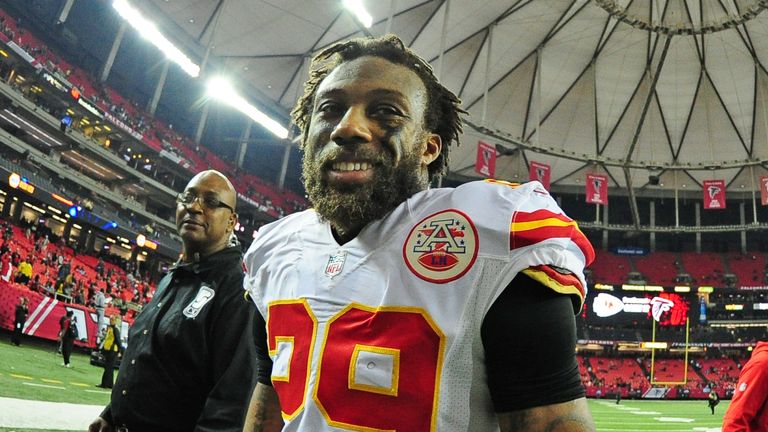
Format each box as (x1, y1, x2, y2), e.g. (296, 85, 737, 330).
(343, 0, 373, 28)
(113, 0, 200, 77)
(206, 76, 289, 139)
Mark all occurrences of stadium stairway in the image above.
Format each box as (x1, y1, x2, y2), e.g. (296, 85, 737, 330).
(691, 364, 710, 385)
(637, 358, 651, 380)
(721, 253, 732, 275)
(582, 357, 598, 384)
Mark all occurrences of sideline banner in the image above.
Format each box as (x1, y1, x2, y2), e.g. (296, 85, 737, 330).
(0, 283, 125, 348)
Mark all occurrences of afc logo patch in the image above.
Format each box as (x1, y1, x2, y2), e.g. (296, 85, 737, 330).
(403, 209, 479, 283)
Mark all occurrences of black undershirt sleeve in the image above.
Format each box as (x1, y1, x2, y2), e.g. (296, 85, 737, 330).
(253, 310, 274, 386)
(481, 271, 585, 412)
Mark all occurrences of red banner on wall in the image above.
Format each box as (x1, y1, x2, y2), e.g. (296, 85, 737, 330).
(0, 283, 131, 349)
(475, 141, 496, 178)
(761, 176, 768, 206)
(703, 179, 726, 209)
(586, 173, 608, 205)
(529, 161, 551, 190)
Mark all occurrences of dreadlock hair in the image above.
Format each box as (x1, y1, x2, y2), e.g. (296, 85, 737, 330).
(292, 34, 466, 182)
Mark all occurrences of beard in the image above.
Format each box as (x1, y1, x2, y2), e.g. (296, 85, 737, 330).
(302, 146, 428, 236)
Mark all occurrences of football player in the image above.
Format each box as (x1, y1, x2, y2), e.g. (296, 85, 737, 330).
(243, 35, 596, 432)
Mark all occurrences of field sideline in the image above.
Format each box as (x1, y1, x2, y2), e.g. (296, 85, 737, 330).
(1, 332, 728, 431)
(590, 399, 727, 431)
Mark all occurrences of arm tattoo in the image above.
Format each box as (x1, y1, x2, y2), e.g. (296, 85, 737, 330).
(499, 410, 533, 431)
(499, 411, 594, 432)
(244, 384, 283, 432)
(498, 399, 596, 432)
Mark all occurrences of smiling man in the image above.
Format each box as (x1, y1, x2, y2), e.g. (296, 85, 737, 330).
(90, 170, 257, 432)
(244, 36, 596, 432)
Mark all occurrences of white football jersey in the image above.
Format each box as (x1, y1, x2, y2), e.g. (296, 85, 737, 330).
(244, 180, 594, 432)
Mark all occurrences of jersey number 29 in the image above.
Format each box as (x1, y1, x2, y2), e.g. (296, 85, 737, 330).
(268, 300, 445, 431)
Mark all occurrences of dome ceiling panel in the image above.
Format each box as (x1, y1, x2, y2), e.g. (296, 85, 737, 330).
(369, 0, 443, 46)
(146, 0, 221, 43)
(753, 68, 768, 160)
(226, 56, 304, 104)
(411, 1, 535, 63)
(532, 63, 597, 155)
(428, 30, 486, 101)
(465, 54, 536, 140)
(594, 21, 650, 149)
(214, 1, 339, 54)
(704, 31, 756, 148)
(531, 6, 605, 131)
(654, 35, 701, 152)
(728, 166, 765, 192)
(277, 58, 307, 109)
(676, 76, 750, 166)
(311, 11, 366, 51)
(744, 17, 768, 68)
(658, 0, 696, 29)
(458, 1, 570, 109)
(144, 0, 768, 193)
(627, 92, 674, 166)
(603, 165, 627, 188)
(594, 72, 649, 161)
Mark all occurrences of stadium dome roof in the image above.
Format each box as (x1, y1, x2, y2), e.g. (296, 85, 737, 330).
(145, 0, 768, 194)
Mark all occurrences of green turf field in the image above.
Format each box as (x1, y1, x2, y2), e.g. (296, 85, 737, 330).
(589, 399, 727, 431)
(1, 333, 729, 431)
(0, 337, 111, 406)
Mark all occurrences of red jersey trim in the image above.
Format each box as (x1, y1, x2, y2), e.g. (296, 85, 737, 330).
(510, 209, 595, 266)
(522, 265, 585, 311)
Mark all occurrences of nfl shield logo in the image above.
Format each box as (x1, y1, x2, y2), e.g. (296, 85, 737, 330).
(325, 250, 347, 278)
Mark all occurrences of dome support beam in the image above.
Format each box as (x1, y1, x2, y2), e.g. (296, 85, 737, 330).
(623, 166, 641, 230)
(624, 34, 672, 164)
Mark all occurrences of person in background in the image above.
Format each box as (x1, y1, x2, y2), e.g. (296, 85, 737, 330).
(11, 296, 28, 346)
(722, 342, 768, 431)
(14, 256, 32, 284)
(59, 310, 77, 367)
(708, 389, 720, 415)
(93, 287, 106, 340)
(89, 170, 257, 432)
(0, 252, 12, 282)
(96, 257, 104, 277)
(97, 315, 122, 389)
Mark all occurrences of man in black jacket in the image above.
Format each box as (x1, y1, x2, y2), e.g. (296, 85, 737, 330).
(11, 296, 28, 346)
(89, 170, 257, 432)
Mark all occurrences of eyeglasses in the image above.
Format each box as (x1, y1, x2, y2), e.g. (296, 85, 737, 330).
(176, 191, 235, 213)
